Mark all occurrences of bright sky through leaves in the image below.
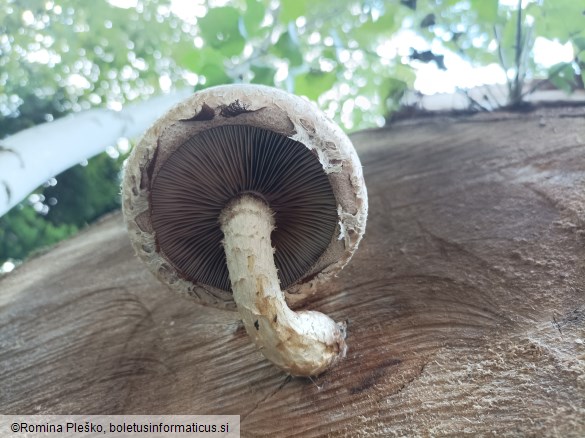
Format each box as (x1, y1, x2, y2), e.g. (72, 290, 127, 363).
(107, 0, 577, 96)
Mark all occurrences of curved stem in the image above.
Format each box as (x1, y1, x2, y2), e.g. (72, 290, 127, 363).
(220, 195, 347, 376)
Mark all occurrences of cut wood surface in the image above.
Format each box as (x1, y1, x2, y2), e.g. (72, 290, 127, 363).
(1, 107, 585, 436)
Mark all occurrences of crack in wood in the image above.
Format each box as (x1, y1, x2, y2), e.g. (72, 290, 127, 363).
(240, 375, 292, 423)
(393, 362, 427, 397)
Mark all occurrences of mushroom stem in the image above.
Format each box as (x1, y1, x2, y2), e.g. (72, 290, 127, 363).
(220, 195, 347, 376)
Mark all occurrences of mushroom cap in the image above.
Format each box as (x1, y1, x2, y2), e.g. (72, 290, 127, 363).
(122, 84, 367, 309)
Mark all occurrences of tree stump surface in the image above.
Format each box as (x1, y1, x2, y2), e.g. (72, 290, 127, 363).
(1, 106, 584, 436)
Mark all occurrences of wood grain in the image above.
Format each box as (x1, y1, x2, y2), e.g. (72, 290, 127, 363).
(1, 107, 584, 436)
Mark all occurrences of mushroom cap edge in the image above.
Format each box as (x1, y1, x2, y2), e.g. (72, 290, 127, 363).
(122, 84, 368, 309)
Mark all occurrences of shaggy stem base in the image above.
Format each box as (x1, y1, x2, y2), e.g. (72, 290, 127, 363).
(220, 195, 347, 376)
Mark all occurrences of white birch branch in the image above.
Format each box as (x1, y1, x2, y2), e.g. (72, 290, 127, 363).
(0, 89, 193, 218)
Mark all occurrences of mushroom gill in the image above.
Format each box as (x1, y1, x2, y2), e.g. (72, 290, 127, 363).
(150, 124, 338, 292)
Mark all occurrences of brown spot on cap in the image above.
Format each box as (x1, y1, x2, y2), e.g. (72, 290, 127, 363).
(219, 100, 254, 117)
(194, 103, 215, 121)
(180, 103, 215, 122)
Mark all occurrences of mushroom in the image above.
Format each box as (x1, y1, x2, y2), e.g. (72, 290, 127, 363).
(122, 84, 367, 376)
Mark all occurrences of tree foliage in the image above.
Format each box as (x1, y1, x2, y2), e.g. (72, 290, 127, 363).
(175, 0, 584, 126)
(1, 0, 583, 269)
(0, 0, 184, 267)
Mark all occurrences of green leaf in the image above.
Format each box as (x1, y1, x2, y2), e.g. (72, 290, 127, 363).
(198, 7, 245, 56)
(547, 62, 576, 93)
(175, 43, 201, 72)
(178, 46, 226, 73)
(321, 47, 337, 61)
(534, 0, 585, 43)
(197, 63, 231, 89)
(243, 0, 265, 37)
(294, 70, 336, 100)
(354, 12, 398, 45)
(279, 0, 309, 23)
(573, 36, 585, 53)
(387, 78, 408, 100)
(380, 77, 408, 112)
(470, 0, 498, 23)
(272, 32, 303, 66)
(251, 65, 276, 85)
(392, 63, 416, 88)
(0, 205, 78, 261)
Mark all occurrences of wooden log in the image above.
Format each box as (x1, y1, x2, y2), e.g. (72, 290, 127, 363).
(1, 106, 584, 436)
